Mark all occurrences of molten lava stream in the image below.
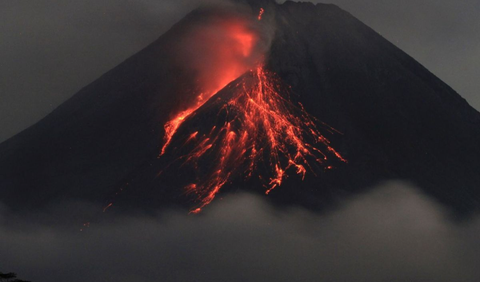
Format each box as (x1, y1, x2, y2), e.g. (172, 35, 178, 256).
(161, 66, 347, 213)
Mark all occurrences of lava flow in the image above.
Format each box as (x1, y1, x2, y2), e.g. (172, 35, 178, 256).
(163, 66, 347, 213)
(159, 8, 346, 213)
(160, 16, 260, 156)
(258, 8, 265, 20)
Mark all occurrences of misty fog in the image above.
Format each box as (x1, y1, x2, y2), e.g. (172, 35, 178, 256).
(2, 181, 479, 282)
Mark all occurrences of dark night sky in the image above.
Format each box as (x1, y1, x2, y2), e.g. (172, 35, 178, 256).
(0, 0, 479, 143)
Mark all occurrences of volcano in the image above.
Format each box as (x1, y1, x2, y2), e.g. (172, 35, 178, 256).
(1, 0, 480, 216)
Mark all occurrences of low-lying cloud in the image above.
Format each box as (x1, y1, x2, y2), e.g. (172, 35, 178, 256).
(1, 181, 479, 282)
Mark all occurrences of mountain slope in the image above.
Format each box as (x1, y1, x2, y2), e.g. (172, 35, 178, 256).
(267, 1, 480, 213)
(1, 0, 479, 215)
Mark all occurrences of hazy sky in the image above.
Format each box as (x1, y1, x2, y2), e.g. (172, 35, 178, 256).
(1, 0, 479, 142)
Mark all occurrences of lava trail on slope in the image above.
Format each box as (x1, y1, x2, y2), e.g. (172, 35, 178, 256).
(161, 65, 347, 213)
(154, 8, 346, 212)
(160, 11, 262, 156)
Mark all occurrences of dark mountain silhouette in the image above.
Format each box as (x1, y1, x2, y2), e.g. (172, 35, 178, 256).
(1, 0, 479, 215)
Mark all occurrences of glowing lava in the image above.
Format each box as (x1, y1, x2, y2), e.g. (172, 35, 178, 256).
(158, 9, 346, 213)
(258, 8, 265, 20)
(163, 66, 347, 213)
(160, 17, 260, 156)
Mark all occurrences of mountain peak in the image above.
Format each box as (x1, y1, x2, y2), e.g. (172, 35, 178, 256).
(1, 1, 479, 216)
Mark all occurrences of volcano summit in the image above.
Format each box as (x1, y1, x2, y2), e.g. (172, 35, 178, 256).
(1, 0, 480, 216)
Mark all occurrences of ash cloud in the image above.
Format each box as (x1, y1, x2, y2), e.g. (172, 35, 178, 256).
(170, 3, 274, 104)
(2, 181, 480, 282)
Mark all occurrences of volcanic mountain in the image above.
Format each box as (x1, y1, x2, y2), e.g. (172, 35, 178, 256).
(1, 0, 480, 215)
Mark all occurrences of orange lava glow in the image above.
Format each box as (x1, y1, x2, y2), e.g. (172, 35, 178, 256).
(160, 17, 260, 156)
(258, 8, 265, 20)
(103, 203, 113, 212)
(158, 9, 346, 213)
(164, 66, 346, 213)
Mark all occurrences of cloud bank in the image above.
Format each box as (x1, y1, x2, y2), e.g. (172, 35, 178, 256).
(1, 181, 479, 282)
